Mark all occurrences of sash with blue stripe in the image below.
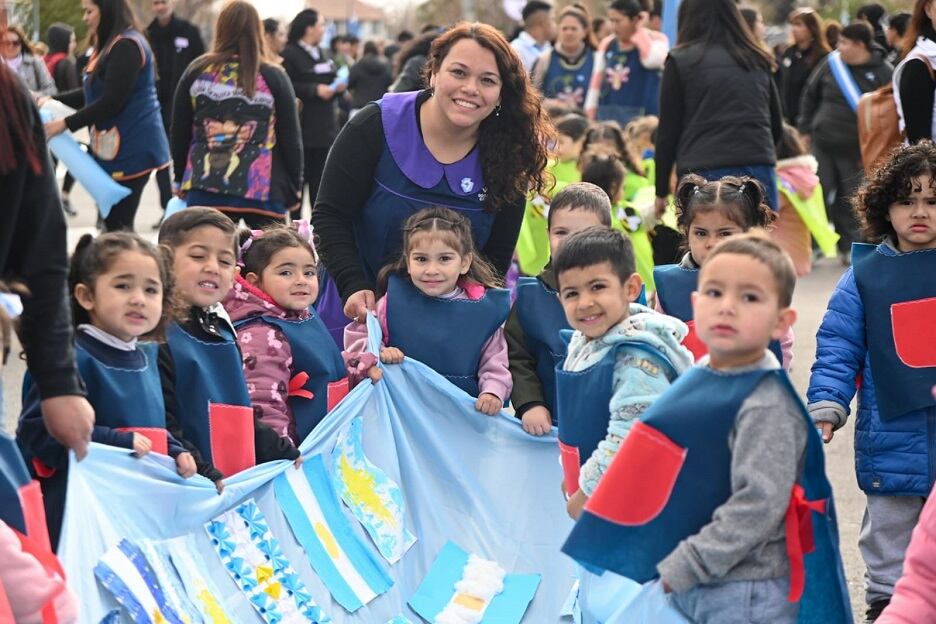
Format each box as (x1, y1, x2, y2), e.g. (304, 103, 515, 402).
(274, 454, 394, 612)
(828, 51, 862, 112)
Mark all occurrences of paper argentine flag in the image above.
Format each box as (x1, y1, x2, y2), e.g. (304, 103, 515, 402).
(274, 454, 394, 612)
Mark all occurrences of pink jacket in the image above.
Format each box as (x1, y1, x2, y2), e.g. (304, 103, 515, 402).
(880, 426, 936, 623)
(223, 277, 367, 442)
(344, 281, 513, 401)
(0, 521, 77, 624)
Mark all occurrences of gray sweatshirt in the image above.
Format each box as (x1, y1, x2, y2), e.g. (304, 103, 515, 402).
(657, 351, 807, 592)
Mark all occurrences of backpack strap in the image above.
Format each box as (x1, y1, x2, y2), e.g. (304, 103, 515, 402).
(828, 51, 862, 112)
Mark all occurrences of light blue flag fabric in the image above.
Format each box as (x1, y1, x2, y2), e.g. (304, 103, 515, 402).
(39, 108, 131, 217)
(58, 315, 577, 622)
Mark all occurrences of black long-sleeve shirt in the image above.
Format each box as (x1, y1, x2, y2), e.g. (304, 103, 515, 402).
(899, 58, 936, 144)
(0, 74, 82, 399)
(158, 308, 299, 481)
(311, 94, 525, 302)
(56, 38, 142, 133)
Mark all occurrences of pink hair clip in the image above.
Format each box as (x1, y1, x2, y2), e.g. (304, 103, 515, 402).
(238, 229, 265, 263)
(293, 219, 318, 262)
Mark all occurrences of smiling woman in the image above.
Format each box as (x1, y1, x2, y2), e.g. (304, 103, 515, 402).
(311, 22, 554, 346)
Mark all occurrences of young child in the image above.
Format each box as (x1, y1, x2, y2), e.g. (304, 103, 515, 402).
(345, 206, 512, 414)
(562, 233, 849, 624)
(581, 121, 649, 202)
(580, 150, 655, 289)
(507, 183, 613, 436)
(17, 233, 197, 549)
(224, 223, 371, 446)
(517, 113, 590, 277)
(653, 174, 793, 367)
(774, 123, 839, 276)
(807, 141, 936, 622)
(551, 227, 692, 518)
(158, 209, 298, 484)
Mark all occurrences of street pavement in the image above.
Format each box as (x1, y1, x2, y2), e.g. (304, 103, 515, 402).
(1, 170, 869, 618)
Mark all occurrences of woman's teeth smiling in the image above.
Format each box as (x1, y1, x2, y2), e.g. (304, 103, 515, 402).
(454, 98, 479, 109)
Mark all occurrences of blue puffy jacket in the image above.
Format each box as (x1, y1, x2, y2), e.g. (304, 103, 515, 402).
(807, 244, 935, 497)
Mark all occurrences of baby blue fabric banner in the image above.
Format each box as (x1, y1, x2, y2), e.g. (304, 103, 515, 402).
(58, 316, 577, 623)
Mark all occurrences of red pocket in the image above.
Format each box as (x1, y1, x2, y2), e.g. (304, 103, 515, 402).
(558, 441, 581, 497)
(18, 480, 51, 553)
(585, 421, 687, 525)
(327, 377, 350, 412)
(116, 427, 168, 455)
(683, 320, 708, 362)
(892, 298, 936, 368)
(208, 404, 256, 477)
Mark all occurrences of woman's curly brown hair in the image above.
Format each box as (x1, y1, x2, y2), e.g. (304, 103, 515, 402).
(424, 23, 554, 212)
(853, 140, 936, 242)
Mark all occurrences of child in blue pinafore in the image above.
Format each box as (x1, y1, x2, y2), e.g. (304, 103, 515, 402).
(224, 223, 376, 447)
(807, 141, 936, 621)
(17, 233, 196, 549)
(507, 182, 613, 436)
(654, 173, 793, 368)
(345, 206, 513, 415)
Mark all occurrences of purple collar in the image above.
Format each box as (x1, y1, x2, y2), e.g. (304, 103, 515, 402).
(381, 91, 485, 197)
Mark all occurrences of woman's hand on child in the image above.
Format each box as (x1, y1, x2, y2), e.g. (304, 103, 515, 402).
(818, 422, 835, 444)
(344, 289, 376, 323)
(132, 433, 152, 457)
(566, 488, 587, 520)
(475, 393, 502, 416)
(380, 347, 405, 364)
(175, 452, 197, 478)
(41, 395, 94, 461)
(521, 406, 552, 436)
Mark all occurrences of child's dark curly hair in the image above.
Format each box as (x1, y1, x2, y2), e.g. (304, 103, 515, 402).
(853, 140, 936, 242)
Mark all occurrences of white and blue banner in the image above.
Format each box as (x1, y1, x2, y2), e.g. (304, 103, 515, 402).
(58, 317, 579, 623)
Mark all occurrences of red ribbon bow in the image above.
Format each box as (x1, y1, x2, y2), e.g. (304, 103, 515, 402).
(288, 373, 314, 400)
(785, 483, 827, 602)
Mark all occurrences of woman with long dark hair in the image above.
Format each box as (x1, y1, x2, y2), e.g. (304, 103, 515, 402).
(894, 0, 936, 144)
(531, 4, 597, 110)
(779, 8, 830, 124)
(43, 0, 170, 231)
(654, 0, 783, 215)
(311, 22, 553, 344)
(170, 0, 302, 229)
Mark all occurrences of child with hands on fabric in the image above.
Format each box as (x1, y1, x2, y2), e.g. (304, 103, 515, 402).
(225, 222, 377, 447)
(553, 227, 692, 520)
(158, 209, 300, 491)
(807, 141, 936, 621)
(17, 233, 196, 549)
(507, 183, 613, 436)
(345, 206, 512, 415)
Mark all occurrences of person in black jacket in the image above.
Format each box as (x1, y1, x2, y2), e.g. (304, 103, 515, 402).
(0, 63, 94, 460)
(147, 0, 205, 227)
(282, 8, 345, 220)
(779, 8, 830, 124)
(348, 40, 392, 114)
(654, 0, 783, 217)
(798, 22, 893, 258)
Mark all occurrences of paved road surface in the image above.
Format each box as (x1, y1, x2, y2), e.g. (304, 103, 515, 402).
(0, 170, 869, 618)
